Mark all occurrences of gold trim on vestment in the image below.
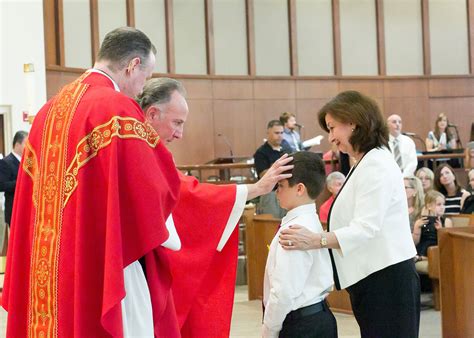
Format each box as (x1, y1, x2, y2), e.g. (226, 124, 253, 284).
(28, 73, 89, 338)
(62, 117, 159, 207)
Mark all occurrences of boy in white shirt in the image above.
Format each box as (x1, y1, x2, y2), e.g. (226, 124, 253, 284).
(262, 152, 336, 338)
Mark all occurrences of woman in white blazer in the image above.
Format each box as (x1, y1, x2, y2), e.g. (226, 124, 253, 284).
(280, 91, 420, 338)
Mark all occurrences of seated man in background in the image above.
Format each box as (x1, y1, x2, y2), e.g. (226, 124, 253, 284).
(254, 120, 292, 218)
(137, 78, 293, 338)
(387, 114, 418, 177)
(280, 111, 303, 152)
(319, 171, 345, 223)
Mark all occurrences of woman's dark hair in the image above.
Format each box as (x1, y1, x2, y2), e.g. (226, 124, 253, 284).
(283, 152, 326, 199)
(433, 113, 455, 142)
(434, 163, 462, 195)
(317, 90, 389, 154)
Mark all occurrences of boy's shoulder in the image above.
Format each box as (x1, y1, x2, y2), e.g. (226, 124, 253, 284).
(286, 210, 323, 232)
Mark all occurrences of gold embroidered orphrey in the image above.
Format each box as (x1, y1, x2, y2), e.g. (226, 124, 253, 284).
(26, 75, 160, 337)
(63, 116, 159, 206)
(28, 78, 88, 338)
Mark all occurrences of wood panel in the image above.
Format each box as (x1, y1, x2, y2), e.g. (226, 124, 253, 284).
(295, 80, 339, 99)
(212, 79, 254, 100)
(421, 0, 431, 75)
(375, 0, 386, 76)
(246, 0, 256, 76)
(438, 227, 474, 337)
(45, 68, 474, 165)
(429, 77, 474, 97)
(469, 0, 474, 74)
(288, 0, 298, 76)
(245, 215, 280, 300)
(43, 0, 58, 66)
(213, 100, 256, 157)
(253, 80, 296, 99)
(337, 79, 385, 98)
(332, 0, 342, 76)
(204, 0, 215, 75)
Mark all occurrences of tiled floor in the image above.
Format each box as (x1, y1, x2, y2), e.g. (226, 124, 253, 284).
(230, 286, 442, 338)
(0, 282, 440, 338)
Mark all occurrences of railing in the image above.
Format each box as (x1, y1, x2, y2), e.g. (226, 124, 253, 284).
(176, 152, 467, 184)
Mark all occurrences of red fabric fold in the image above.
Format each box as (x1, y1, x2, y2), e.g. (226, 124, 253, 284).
(169, 173, 240, 337)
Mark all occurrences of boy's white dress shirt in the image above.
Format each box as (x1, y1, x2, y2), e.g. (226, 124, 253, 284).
(263, 203, 333, 337)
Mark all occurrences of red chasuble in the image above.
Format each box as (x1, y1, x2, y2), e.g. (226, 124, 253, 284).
(2, 72, 181, 337)
(169, 173, 240, 338)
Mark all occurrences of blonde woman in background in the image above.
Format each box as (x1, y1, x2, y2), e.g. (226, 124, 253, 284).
(416, 167, 435, 194)
(404, 176, 425, 232)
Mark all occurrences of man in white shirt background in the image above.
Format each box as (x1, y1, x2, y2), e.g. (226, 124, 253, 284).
(387, 114, 418, 177)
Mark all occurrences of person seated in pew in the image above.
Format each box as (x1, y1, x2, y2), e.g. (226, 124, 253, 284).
(319, 171, 345, 223)
(425, 113, 457, 152)
(416, 167, 435, 194)
(262, 152, 336, 338)
(404, 176, 425, 232)
(467, 169, 474, 194)
(434, 164, 470, 215)
(412, 190, 452, 268)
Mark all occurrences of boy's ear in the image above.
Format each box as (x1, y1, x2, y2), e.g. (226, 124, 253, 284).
(296, 183, 306, 196)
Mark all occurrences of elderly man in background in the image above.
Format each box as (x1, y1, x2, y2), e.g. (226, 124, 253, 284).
(387, 114, 418, 177)
(137, 77, 293, 338)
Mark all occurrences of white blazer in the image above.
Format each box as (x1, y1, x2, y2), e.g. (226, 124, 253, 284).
(329, 147, 417, 289)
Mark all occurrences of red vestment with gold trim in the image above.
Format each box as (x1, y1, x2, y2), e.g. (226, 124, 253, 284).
(2, 72, 181, 337)
(169, 173, 240, 338)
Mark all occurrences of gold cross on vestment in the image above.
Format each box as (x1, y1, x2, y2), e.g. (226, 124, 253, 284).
(49, 135, 61, 158)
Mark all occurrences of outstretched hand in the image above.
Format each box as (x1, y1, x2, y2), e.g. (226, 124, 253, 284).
(247, 154, 294, 200)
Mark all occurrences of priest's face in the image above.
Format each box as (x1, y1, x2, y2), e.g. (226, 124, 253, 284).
(122, 52, 156, 98)
(146, 91, 189, 144)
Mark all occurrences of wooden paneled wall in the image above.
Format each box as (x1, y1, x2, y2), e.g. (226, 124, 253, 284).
(46, 68, 474, 165)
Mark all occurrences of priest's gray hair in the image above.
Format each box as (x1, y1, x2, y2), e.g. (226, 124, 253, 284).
(137, 78, 187, 110)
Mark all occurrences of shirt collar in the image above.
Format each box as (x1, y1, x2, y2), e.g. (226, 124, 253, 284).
(88, 69, 120, 92)
(389, 134, 400, 143)
(12, 151, 21, 162)
(280, 203, 316, 228)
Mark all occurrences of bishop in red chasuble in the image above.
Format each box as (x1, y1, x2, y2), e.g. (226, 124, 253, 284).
(2, 70, 181, 337)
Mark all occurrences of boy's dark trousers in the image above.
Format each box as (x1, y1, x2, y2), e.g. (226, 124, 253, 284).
(278, 300, 337, 338)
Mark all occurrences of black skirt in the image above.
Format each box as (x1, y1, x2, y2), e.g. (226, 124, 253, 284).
(346, 258, 421, 338)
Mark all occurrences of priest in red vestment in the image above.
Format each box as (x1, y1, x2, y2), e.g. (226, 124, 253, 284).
(137, 78, 294, 337)
(2, 28, 182, 337)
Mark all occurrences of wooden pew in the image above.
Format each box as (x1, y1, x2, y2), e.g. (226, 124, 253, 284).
(426, 214, 474, 311)
(438, 227, 474, 337)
